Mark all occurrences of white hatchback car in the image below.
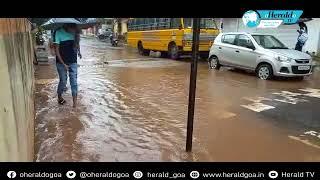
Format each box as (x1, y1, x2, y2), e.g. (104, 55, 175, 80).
(208, 32, 313, 80)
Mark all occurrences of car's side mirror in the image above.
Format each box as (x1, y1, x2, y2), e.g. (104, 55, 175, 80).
(245, 39, 255, 50)
(247, 45, 256, 50)
(247, 40, 256, 50)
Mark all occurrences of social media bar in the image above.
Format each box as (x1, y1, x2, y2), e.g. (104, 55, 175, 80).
(2, 162, 320, 179)
(4, 170, 319, 179)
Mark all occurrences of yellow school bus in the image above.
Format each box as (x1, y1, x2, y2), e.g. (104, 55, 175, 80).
(127, 18, 219, 59)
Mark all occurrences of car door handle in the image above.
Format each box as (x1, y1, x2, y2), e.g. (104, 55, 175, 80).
(235, 50, 240, 53)
(218, 47, 222, 49)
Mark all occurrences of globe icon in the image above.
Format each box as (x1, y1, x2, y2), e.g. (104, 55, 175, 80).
(242, 10, 260, 28)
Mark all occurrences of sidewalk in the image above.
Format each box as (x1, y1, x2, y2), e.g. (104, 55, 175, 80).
(34, 56, 57, 110)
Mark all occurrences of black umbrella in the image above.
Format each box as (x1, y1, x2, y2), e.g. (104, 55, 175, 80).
(78, 18, 99, 29)
(41, 18, 81, 30)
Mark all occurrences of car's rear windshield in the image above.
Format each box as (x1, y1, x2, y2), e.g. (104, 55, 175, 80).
(252, 35, 288, 49)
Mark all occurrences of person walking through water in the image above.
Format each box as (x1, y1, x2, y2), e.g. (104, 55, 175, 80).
(54, 23, 79, 108)
(295, 22, 308, 52)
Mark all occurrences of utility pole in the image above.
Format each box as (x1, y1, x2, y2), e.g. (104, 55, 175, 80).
(186, 18, 201, 152)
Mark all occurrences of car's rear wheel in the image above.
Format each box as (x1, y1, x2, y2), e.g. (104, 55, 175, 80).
(138, 42, 149, 56)
(208, 56, 221, 70)
(257, 64, 273, 80)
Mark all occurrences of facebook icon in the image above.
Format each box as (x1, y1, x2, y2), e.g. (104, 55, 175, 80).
(7, 171, 17, 178)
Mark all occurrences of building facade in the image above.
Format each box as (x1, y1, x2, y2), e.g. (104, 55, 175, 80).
(0, 18, 35, 161)
(113, 18, 129, 35)
(101, 18, 113, 32)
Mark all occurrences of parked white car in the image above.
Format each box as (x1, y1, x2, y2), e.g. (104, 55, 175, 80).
(208, 32, 313, 80)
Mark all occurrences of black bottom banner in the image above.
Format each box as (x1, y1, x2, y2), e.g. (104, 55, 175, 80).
(1, 162, 319, 179)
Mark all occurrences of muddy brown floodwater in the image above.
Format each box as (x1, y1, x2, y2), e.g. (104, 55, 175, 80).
(35, 38, 320, 162)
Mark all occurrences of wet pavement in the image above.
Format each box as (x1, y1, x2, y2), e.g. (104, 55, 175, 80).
(35, 38, 320, 161)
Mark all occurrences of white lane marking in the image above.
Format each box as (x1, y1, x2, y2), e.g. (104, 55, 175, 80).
(242, 97, 274, 112)
(299, 88, 320, 93)
(304, 130, 318, 136)
(272, 91, 308, 104)
(299, 88, 320, 98)
(241, 103, 275, 112)
(304, 130, 320, 139)
(241, 88, 320, 112)
(288, 135, 320, 149)
(273, 91, 302, 96)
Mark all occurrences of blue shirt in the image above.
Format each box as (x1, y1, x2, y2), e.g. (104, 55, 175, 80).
(54, 28, 75, 44)
(54, 28, 77, 64)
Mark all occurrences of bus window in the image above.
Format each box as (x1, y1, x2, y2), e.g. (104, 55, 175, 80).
(128, 19, 133, 31)
(145, 18, 151, 30)
(130, 19, 135, 30)
(157, 18, 170, 29)
(141, 18, 146, 30)
(183, 18, 192, 28)
(150, 18, 157, 30)
(183, 18, 217, 29)
(133, 19, 138, 30)
(153, 18, 158, 29)
(134, 19, 139, 30)
(158, 18, 165, 29)
(144, 18, 152, 30)
(135, 18, 140, 30)
(164, 18, 170, 29)
(139, 18, 145, 31)
(170, 18, 182, 29)
(200, 18, 217, 29)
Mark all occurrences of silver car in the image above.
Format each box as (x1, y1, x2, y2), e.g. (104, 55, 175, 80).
(208, 32, 312, 80)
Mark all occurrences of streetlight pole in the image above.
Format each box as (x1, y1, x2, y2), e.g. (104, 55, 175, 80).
(186, 18, 201, 152)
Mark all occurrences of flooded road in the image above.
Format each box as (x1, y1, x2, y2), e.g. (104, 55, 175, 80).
(35, 38, 320, 161)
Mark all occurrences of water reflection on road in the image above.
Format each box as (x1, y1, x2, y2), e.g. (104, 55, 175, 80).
(35, 38, 320, 161)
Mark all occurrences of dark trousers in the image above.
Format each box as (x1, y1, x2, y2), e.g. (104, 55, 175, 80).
(295, 42, 303, 51)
